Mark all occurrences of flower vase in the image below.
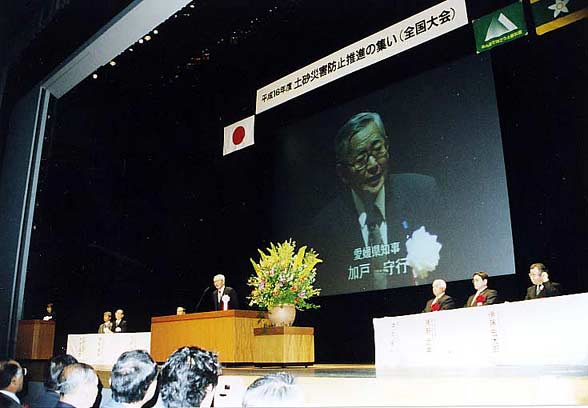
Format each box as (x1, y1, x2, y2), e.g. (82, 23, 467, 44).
(268, 304, 296, 327)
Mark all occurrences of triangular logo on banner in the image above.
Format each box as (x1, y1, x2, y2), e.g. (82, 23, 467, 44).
(485, 13, 518, 41)
(223, 115, 255, 156)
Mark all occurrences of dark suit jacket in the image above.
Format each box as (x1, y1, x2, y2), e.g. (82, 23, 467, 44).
(0, 392, 22, 408)
(423, 294, 456, 312)
(465, 288, 498, 307)
(212, 286, 239, 310)
(308, 173, 440, 295)
(29, 388, 59, 408)
(525, 281, 562, 300)
(112, 320, 127, 333)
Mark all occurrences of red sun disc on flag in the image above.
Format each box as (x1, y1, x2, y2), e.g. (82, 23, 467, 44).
(232, 126, 246, 145)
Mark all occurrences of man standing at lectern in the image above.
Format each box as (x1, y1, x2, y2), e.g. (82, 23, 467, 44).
(211, 274, 239, 310)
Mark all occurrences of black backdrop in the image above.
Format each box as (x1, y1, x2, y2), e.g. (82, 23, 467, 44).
(22, 0, 588, 362)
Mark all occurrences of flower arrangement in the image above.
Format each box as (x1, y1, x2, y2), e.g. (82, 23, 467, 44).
(247, 239, 322, 311)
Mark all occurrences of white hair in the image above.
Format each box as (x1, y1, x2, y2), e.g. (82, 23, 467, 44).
(242, 373, 303, 408)
(432, 279, 447, 290)
(213, 274, 225, 282)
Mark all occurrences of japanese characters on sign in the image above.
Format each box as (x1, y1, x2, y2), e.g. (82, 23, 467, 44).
(256, 0, 468, 114)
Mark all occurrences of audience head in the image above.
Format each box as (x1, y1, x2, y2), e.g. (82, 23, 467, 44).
(110, 350, 158, 405)
(472, 271, 489, 290)
(115, 309, 124, 321)
(160, 346, 221, 408)
(242, 372, 303, 408)
(45, 354, 78, 390)
(176, 307, 186, 316)
(431, 279, 447, 296)
(103, 311, 112, 322)
(0, 360, 25, 393)
(57, 363, 98, 408)
(213, 275, 225, 289)
(529, 263, 548, 285)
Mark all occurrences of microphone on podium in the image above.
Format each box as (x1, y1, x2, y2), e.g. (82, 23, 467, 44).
(194, 286, 211, 312)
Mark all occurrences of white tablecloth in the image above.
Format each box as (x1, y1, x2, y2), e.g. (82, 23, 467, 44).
(374, 293, 588, 369)
(66, 332, 151, 366)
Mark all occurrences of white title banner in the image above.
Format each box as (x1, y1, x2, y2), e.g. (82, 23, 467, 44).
(256, 0, 468, 114)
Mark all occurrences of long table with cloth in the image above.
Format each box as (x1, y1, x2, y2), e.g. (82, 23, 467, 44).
(374, 293, 588, 369)
(66, 332, 151, 366)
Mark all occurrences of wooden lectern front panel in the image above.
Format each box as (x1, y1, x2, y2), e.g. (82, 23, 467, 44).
(150, 310, 267, 363)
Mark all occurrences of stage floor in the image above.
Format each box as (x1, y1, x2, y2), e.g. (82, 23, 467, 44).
(220, 364, 588, 406)
(65, 363, 587, 406)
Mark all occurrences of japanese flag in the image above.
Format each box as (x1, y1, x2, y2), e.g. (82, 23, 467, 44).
(223, 115, 255, 156)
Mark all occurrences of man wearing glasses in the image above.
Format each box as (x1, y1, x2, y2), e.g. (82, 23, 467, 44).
(312, 112, 440, 293)
(0, 360, 25, 408)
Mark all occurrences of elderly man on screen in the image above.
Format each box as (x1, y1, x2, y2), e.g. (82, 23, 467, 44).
(525, 262, 562, 300)
(311, 112, 442, 294)
(423, 279, 455, 312)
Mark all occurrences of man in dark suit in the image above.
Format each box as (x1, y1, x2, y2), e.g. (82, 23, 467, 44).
(525, 262, 562, 300)
(30, 355, 78, 408)
(112, 309, 127, 333)
(465, 271, 498, 307)
(212, 274, 239, 310)
(0, 360, 24, 408)
(423, 279, 456, 312)
(309, 112, 442, 295)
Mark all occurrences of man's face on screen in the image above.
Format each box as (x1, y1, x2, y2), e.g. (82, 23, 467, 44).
(340, 121, 388, 199)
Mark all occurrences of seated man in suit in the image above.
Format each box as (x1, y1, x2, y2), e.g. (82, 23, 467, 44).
(103, 350, 158, 408)
(98, 312, 113, 334)
(112, 309, 127, 333)
(0, 360, 25, 408)
(30, 354, 78, 408)
(465, 271, 498, 307)
(525, 262, 562, 300)
(212, 274, 239, 310)
(159, 346, 221, 408)
(56, 363, 99, 408)
(423, 279, 456, 312)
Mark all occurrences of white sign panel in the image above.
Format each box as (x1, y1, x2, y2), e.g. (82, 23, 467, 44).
(255, 0, 468, 114)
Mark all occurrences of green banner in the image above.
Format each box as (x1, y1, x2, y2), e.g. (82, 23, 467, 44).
(531, 0, 588, 35)
(473, 2, 528, 53)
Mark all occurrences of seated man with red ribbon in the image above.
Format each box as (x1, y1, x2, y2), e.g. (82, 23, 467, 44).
(465, 271, 498, 307)
(423, 279, 456, 312)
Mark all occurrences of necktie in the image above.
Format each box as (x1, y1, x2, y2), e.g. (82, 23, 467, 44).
(366, 205, 386, 289)
(536, 285, 542, 295)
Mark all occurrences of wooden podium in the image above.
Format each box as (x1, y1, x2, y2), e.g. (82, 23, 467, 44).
(253, 326, 314, 366)
(150, 310, 267, 363)
(15, 320, 55, 360)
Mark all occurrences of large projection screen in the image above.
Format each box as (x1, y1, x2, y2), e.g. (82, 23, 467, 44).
(271, 53, 515, 296)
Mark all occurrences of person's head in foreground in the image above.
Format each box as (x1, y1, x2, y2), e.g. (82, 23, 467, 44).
(242, 372, 304, 408)
(159, 346, 221, 408)
(110, 350, 158, 406)
(57, 363, 99, 408)
(0, 359, 25, 394)
(45, 354, 78, 391)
